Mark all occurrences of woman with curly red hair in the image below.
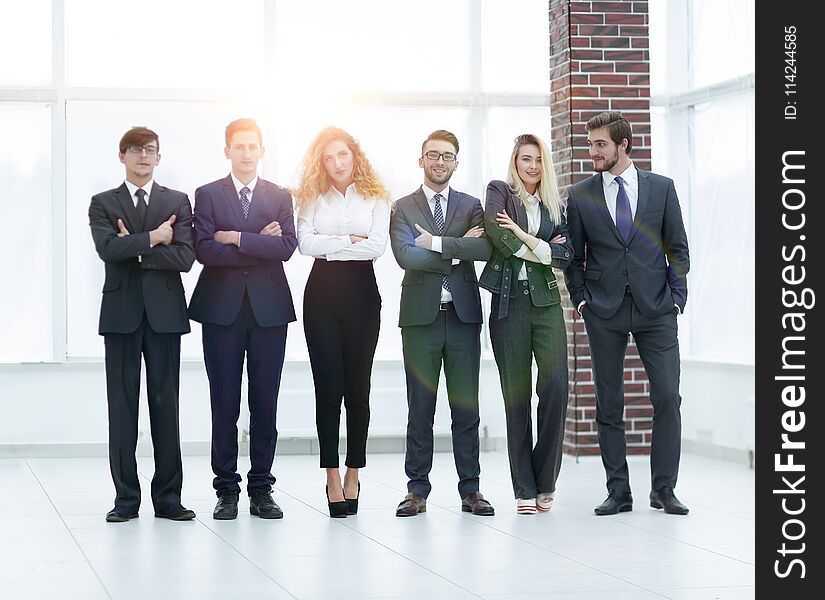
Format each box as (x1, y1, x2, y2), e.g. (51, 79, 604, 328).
(295, 127, 391, 518)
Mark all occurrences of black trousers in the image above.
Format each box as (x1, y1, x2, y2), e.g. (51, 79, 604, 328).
(304, 259, 381, 468)
(489, 288, 568, 499)
(583, 294, 682, 493)
(104, 316, 183, 514)
(202, 293, 288, 495)
(402, 308, 481, 499)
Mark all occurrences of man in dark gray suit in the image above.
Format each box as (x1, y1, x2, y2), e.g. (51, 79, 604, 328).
(564, 111, 691, 516)
(390, 130, 494, 517)
(89, 126, 196, 523)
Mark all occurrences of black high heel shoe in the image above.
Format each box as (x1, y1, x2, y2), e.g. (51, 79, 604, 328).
(345, 482, 361, 516)
(326, 485, 348, 519)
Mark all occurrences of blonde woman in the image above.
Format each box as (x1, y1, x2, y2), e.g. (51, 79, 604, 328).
(295, 127, 391, 518)
(478, 134, 574, 514)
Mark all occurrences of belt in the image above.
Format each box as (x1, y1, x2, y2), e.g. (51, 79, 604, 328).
(439, 301, 454, 311)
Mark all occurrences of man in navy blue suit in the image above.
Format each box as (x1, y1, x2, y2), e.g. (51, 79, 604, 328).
(189, 118, 297, 520)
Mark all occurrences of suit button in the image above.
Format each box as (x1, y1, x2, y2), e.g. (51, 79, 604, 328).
(523, 289, 529, 295)
(622, 270, 627, 275)
(565, 252, 570, 257)
(527, 266, 532, 272)
(625, 247, 630, 253)
(243, 271, 248, 277)
(494, 264, 500, 271)
(503, 234, 508, 240)
(530, 285, 535, 290)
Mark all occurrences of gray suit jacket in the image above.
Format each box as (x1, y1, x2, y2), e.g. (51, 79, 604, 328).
(390, 187, 491, 327)
(564, 169, 690, 319)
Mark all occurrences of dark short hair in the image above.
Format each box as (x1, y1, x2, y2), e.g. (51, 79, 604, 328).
(119, 126, 159, 154)
(225, 118, 263, 147)
(421, 129, 459, 155)
(585, 111, 633, 155)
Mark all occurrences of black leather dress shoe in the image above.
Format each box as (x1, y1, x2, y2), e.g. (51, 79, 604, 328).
(105, 508, 138, 523)
(395, 492, 426, 517)
(154, 506, 196, 521)
(213, 491, 239, 520)
(461, 491, 495, 516)
(594, 490, 633, 515)
(249, 491, 283, 519)
(650, 487, 689, 515)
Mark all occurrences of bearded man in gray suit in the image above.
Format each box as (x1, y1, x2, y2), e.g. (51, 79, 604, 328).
(390, 130, 494, 517)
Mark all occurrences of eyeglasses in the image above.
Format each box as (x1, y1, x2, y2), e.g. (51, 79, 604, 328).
(422, 151, 457, 162)
(125, 145, 159, 156)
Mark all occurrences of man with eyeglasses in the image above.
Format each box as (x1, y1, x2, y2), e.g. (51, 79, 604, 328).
(389, 130, 495, 517)
(88, 126, 196, 523)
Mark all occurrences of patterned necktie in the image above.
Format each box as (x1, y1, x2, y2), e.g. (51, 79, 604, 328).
(614, 176, 632, 243)
(135, 188, 148, 228)
(432, 193, 451, 292)
(240, 186, 251, 219)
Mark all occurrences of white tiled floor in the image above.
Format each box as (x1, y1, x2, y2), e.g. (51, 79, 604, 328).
(0, 451, 754, 599)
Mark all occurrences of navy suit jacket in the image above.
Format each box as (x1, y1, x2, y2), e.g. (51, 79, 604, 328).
(563, 169, 690, 319)
(189, 176, 298, 327)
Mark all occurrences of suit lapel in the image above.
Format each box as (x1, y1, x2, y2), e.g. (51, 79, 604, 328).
(589, 175, 625, 245)
(246, 180, 266, 228)
(628, 169, 651, 244)
(413, 187, 439, 232)
(535, 203, 553, 240)
(144, 184, 166, 232)
(443, 189, 459, 232)
(114, 183, 140, 234)
(222, 176, 247, 227)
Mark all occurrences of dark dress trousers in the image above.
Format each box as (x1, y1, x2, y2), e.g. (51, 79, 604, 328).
(478, 180, 573, 499)
(89, 182, 195, 515)
(390, 187, 492, 499)
(563, 169, 689, 494)
(189, 176, 297, 495)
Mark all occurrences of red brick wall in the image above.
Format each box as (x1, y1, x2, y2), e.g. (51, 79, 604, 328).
(549, 0, 654, 457)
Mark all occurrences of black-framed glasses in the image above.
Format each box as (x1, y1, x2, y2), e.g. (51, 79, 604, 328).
(422, 150, 457, 162)
(125, 145, 159, 156)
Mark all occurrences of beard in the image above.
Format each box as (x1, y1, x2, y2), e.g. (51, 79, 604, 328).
(593, 148, 619, 172)
(425, 168, 452, 186)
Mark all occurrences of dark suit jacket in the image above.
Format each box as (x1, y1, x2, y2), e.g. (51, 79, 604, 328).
(89, 183, 195, 335)
(390, 187, 491, 327)
(478, 180, 573, 319)
(563, 169, 690, 319)
(189, 176, 297, 327)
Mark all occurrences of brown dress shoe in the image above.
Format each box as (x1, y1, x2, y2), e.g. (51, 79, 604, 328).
(395, 492, 426, 517)
(461, 491, 495, 516)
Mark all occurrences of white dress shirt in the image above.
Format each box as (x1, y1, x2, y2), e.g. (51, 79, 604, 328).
(512, 193, 553, 280)
(421, 184, 456, 302)
(297, 183, 390, 261)
(124, 179, 154, 207)
(601, 162, 638, 225)
(230, 173, 258, 249)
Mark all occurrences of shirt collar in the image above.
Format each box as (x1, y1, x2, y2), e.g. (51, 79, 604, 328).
(525, 192, 540, 206)
(602, 162, 637, 188)
(124, 179, 154, 201)
(328, 182, 357, 200)
(422, 184, 450, 204)
(231, 173, 258, 196)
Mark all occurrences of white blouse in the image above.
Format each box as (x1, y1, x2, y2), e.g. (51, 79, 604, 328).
(513, 193, 553, 280)
(297, 183, 390, 261)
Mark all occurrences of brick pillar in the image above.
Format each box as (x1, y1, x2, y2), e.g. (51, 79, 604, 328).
(548, 1, 653, 457)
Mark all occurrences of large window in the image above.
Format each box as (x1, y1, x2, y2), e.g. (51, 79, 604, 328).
(1, 0, 551, 364)
(649, 0, 755, 364)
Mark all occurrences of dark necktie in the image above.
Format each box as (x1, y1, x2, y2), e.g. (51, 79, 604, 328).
(614, 176, 632, 243)
(135, 188, 148, 229)
(432, 194, 450, 293)
(240, 186, 251, 219)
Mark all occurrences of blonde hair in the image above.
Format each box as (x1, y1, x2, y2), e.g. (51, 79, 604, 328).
(506, 133, 563, 224)
(294, 127, 390, 207)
